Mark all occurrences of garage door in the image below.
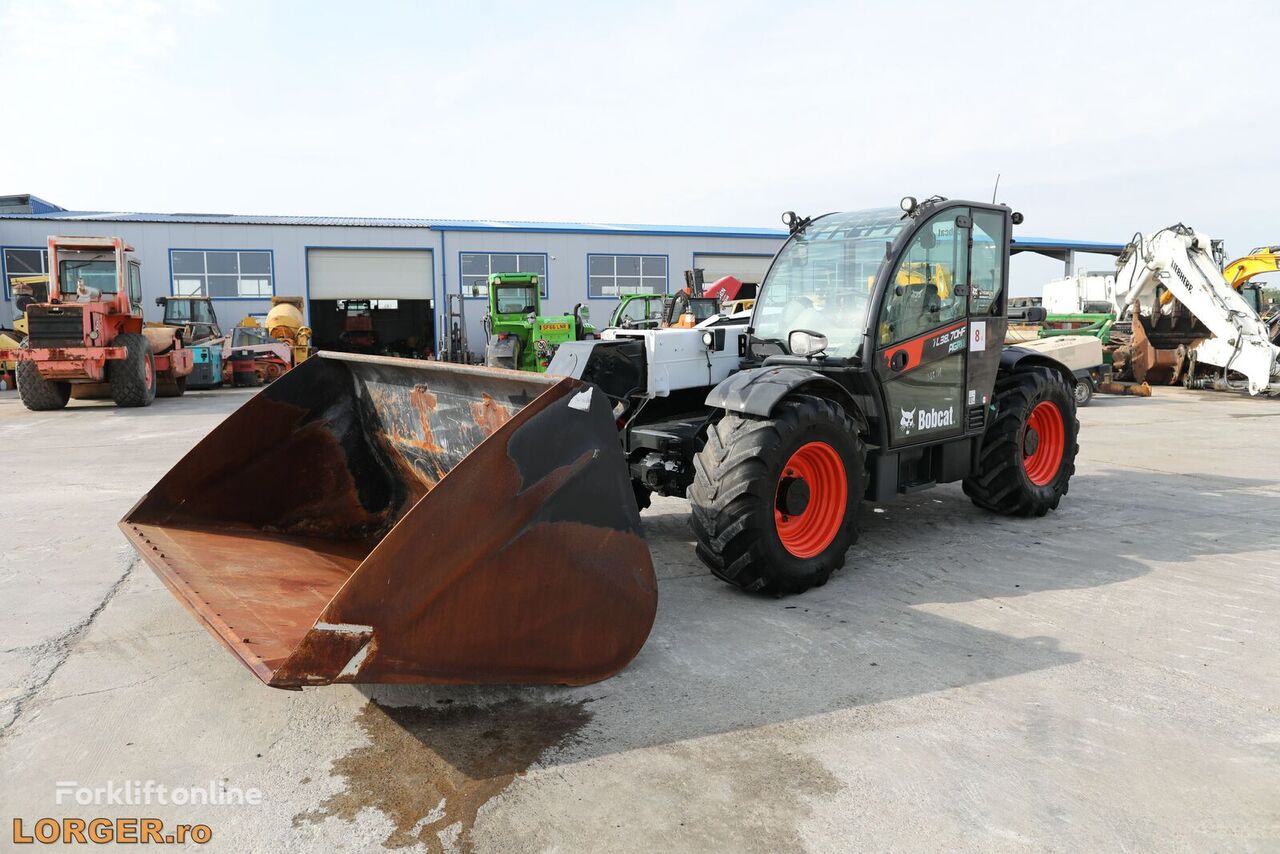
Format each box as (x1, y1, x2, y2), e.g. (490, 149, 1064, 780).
(308, 248, 433, 300)
(692, 254, 774, 286)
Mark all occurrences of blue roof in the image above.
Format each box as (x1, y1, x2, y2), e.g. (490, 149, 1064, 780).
(0, 207, 1121, 250)
(1012, 236, 1126, 255)
(0, 209, 787, 238)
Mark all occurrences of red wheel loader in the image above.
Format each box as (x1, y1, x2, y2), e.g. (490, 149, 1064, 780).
(121, 196, 1078, 690)
(2, 236, 193, 410)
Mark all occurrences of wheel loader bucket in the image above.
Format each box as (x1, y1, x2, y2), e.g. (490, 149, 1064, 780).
(120, 352, 656, 688)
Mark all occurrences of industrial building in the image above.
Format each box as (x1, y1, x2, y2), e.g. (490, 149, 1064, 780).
(0, 193, 786, 357)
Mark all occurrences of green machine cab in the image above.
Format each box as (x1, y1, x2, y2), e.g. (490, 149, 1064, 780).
(482, 273, 594, 372)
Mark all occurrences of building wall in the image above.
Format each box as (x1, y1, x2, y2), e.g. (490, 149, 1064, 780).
(0, 217, 784, 355)
(0, 218, 433, 327)
(437, 229, 781, 350)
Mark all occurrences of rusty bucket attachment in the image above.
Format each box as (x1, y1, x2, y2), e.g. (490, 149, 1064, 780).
(120, 353, 656, 688)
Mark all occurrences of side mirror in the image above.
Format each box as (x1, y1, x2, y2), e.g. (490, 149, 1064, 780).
(788, 329, 828, 358)
(1024, 306, 1048, 323)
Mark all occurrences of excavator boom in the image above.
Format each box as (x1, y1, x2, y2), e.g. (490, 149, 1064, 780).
(1114, 225, 1280, 394)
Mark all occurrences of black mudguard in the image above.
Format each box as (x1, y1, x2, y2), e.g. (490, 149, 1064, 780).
(705, 365, 868, 432)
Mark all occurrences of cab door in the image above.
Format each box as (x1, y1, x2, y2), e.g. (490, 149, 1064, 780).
(875, 207, 971, 448)
(961, 208, 1009, 429)
(127, 261, 144, 315)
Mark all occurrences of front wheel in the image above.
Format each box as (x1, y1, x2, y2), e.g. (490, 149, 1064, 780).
(108, 333, 157, 407)
(963, 367, 1078, 517)
(689, 394, 865, 595)
(16, 357, 71, 411)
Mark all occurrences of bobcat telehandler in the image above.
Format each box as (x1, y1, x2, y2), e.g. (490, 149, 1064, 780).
(122, 196, 1079, 689)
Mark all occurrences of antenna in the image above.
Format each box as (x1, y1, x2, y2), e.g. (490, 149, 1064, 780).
(991, 173, 1001, 204)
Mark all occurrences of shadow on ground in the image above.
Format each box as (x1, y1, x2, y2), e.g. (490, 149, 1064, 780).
(303, 468, 1280, 850)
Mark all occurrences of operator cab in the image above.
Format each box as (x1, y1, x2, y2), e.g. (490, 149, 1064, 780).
(492, 277, 540, 316)
(747, 198, 1012, 452)
(46, 239, 143, 315)
(161, 297, 218, 328)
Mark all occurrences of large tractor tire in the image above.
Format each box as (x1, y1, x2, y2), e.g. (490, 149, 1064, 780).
(690, 394, 865, 595)
(16, 358, 71, 411)
(963, 366, 1078, 517)
(108, 333, 158, 407)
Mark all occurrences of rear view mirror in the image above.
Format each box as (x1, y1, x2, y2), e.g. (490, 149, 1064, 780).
(788, 329, 828, 357)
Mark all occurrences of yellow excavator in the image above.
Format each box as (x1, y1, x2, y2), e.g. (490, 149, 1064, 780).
(1222, 246, 1280, 290)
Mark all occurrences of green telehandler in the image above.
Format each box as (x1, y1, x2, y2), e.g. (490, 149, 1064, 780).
(482, 272, 594, 371)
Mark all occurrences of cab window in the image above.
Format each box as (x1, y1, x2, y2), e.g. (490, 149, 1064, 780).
(970, 210, 1005, 316)
(128, 262, 143, 309)
(494, 286, 537, 314)
(878, 209, 969, 346)
(617, 298, 655, 327)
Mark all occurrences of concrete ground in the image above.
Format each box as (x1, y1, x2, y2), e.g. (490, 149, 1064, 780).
(1, 385, 1278, 852)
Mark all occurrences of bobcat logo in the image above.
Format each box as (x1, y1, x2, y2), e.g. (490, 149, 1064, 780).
(900, 407, 915, 434)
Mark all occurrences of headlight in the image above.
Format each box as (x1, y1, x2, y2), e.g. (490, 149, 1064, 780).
(702, 331, 714, 347)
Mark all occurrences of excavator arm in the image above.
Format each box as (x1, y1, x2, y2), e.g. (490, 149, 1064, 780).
(1223, 247, 1280, 288)
(1113, 225, 1280, 395)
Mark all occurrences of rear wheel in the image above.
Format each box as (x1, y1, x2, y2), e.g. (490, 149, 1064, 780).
(690, 394, 865, 595)
(16, 357, 71, 411)
(1073, 377, 1093, 407)
(158, 375, 187, 398)
(963, 367, 1078, 517)
(108, 332, 157, 407)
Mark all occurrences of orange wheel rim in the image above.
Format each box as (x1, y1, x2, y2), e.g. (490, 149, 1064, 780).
(774, 441, 848, 558)
(1023, 401, 1065, 486)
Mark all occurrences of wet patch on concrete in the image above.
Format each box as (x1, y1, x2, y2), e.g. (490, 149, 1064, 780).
(295, 697, 592, 851)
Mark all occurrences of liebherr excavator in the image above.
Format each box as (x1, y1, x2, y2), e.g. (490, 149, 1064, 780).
(122, 195, 1081, 689)
(1110, 225, 1280, 394)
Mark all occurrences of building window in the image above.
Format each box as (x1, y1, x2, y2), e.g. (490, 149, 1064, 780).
(588, 254, 667, 298)
(170, 249, 273, 298)
(3, 247, 48, 300)
(460, 252, 548, 298)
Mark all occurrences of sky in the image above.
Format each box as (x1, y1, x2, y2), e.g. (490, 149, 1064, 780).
(2, 0, 1277, 295)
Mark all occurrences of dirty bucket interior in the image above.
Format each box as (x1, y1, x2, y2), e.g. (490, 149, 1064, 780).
(121, 353, 656, 687)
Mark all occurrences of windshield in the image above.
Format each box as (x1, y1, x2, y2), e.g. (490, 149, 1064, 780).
(59, 259, 118, 294)
(753, 208, 905, 357)
(494, 285, 537, 314)
(165, 299, 216, 325)
(232, 326, 274, 347)
(690, 298, 719, 321)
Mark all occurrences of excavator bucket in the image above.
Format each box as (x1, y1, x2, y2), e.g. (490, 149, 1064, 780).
(120, 352, 656, 688)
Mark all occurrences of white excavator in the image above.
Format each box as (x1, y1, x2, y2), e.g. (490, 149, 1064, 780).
(1046, 224, 1280, 395)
